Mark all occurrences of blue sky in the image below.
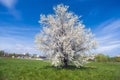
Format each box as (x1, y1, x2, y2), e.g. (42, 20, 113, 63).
(0, 0, 120, 56)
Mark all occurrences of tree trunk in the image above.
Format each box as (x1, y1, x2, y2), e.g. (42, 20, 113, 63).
(63, 55, 68, 68)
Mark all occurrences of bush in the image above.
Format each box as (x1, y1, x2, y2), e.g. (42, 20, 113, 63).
(95, 54, 120, 62)
(114, 56, 120, 62)
(95, 54, 110, 62)
(0, 50, 5, 57)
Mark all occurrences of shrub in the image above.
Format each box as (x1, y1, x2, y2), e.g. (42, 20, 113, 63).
(95, 54, 110, 62)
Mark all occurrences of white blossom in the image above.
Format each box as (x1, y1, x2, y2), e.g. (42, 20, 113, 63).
(35, 4, 97, 68)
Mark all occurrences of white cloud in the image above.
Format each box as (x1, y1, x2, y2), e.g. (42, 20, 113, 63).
(95, 19, 120, 56)
(0, 36, 41, 54)
(0, 25, 40, 54)
(97, 43, 120, 52)
(0, 0, 17, 9)
(0, 0, 21, 19)
(102, 19, 120, 33)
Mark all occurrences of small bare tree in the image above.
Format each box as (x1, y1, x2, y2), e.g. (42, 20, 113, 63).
(35, 4, 97, 68)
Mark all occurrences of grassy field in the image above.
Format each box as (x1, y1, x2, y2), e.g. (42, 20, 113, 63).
(0, 58, 120, 80)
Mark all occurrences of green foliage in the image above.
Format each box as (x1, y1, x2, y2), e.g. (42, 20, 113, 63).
(95, 54, 110, 62)
(114, 57, 120, 62)
(95, 54, 120, 62)
(0, 50, 5, 57)
(0, 58, 120, 80)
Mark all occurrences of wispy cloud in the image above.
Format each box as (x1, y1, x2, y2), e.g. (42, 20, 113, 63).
(0, 0, 17, 9)
(0, 0, 21, 19)
(0, 37, 40, 54)
(94, 19, 120, 56)
(102, 20, 120, 33)
(0, 24, 40, 54)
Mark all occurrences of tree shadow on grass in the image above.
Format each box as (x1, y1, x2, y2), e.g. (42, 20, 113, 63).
(43, 65, 97, 70)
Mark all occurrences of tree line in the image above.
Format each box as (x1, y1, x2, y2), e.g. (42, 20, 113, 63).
(0, 50, 40, 58)
(94, 54, 120, 62)
(0, 50, 120, 62)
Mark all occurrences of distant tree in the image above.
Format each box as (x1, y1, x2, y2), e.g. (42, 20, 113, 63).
(9, 53, 15, 57)
(25, 53, 30, 57)
(114, 56, 120, 62)
(32, 54, 38, 58)
(35, 4, 97, 68)
(95, 54, 110, 62)
(0, 50, 5, 57)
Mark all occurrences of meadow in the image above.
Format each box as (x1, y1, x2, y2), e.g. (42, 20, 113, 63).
(0, 58, 120, 80)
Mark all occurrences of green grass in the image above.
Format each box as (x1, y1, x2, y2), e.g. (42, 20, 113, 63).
(0, 58, 120, 80)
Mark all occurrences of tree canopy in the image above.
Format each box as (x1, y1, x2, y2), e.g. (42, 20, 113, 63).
(35, 4, 97, 68)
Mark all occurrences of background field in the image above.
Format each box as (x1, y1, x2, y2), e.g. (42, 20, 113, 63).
(0, 58, 120, 80)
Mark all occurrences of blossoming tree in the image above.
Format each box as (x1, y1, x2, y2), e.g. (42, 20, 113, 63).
(35, 4, 97, 68)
